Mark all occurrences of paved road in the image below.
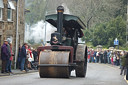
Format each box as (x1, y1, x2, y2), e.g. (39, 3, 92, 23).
(0, 63, 127, 85)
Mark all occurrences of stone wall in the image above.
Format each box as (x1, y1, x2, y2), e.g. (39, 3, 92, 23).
(0, 0, 25, 67)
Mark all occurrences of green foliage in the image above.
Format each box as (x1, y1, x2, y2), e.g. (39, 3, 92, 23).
(82, 0, 127, 48)
(114, 0, 127, 18)
(83, 16, 126, 47)
(120, 43, 128, 51)
(107, 16, 126, 46)
(25, 0, 46, 25)
(28, 39, 35, 45)
(82, 29, 93, 42)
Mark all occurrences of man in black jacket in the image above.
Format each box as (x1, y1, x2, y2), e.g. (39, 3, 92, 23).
(1, 40, 9, 73)
(20, 43, 27, 71)
(125, 52, 128, 80)
(32, 49, 38, 62)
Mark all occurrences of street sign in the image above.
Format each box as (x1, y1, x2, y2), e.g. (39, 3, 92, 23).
(114, 38, 119, 45)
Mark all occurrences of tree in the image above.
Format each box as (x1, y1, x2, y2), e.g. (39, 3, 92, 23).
(25, 0, 46, 25)
(90, 16, 126, 47)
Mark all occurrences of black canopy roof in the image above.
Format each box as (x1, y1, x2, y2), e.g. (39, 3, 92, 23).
(45, 14, 86, 37)
(45, 14, 86, 29)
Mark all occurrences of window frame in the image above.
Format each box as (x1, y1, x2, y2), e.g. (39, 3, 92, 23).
(7, 8, 12, 21)
(0, 7, 2, 21)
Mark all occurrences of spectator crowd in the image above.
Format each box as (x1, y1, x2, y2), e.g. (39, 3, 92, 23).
(88, 48, 128, 80)
(1, 40, 38, 74)
(17, 43, 38, 72)
(88, 49, 120, 65)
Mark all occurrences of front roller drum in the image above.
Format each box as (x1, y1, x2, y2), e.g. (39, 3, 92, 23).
(38, 51, 70, 78)
(39, 66, 70, 78)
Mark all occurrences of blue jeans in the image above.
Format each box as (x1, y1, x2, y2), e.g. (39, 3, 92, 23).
(88, 59, 90, 63)
(20, 57, 26, 71)
(91, 57, 94, 62)
(107, 57, 111, 64)
(95, 57, 97, 63)
(5, 59, 10, 72)
(9, 61, 12, 72)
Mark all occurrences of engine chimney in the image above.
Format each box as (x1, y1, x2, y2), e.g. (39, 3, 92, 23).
(57, 6, 64, 43)
(50, 6, 64, 45)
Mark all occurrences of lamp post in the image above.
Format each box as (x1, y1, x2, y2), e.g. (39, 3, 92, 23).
(14, 0, 19, 69)
(44, 0, 48, 45)
(126, 2, 128, 80)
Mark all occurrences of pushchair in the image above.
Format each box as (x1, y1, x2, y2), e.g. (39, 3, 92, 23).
(30, 61, 38, 70)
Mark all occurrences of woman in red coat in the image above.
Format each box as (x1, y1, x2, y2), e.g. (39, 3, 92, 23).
(8, 43, 14, 73)
(27, 46, 34, 69)
(88, 50, 91, 63)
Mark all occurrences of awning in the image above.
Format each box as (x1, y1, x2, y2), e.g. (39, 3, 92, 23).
(0, 0, 4, 8)
(8, 1, 15, 10)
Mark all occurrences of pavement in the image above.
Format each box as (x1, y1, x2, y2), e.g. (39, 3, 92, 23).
(124, 75, 128, 83)
(0, 69, 38, 77)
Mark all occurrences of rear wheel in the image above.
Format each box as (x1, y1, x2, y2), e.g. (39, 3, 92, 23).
(75, 44, 87, 77)
(76, 61, 87, 77)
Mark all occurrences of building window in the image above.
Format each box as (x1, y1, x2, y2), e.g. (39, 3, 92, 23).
(0, 8, 2, 20)
(0, 0, 4, 21)
(7, 0, 15, 21)
(7, 8, 12, 21)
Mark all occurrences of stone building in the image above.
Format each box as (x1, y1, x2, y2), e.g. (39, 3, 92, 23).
(0, 0, 25, 66)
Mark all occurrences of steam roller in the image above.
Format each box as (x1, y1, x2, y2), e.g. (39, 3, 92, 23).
(37, 6, 88, 78)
